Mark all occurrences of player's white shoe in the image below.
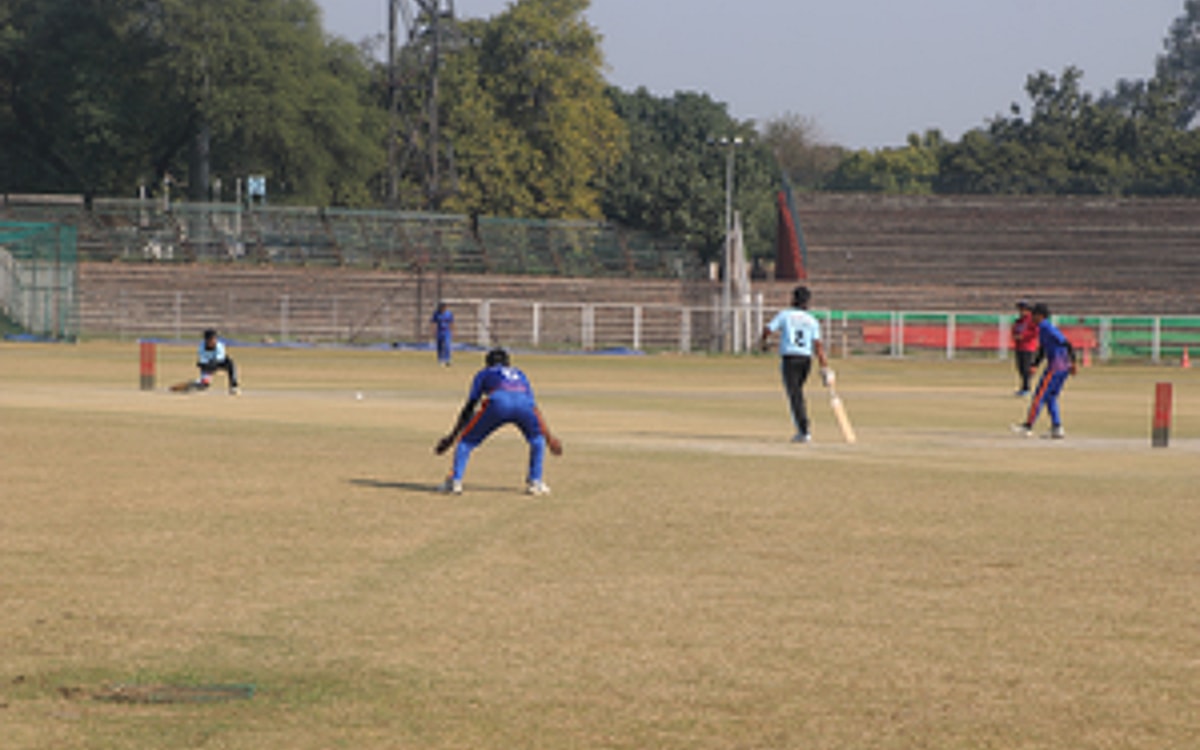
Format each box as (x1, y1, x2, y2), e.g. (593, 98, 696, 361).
(1010, 423, 1033, 438)
(1049, 425, 1066, 439)
(791, 433, 811, 444)
(229, 386, 241, 396)
(525, 480, 550, 496)
(438, 478, 463, 495)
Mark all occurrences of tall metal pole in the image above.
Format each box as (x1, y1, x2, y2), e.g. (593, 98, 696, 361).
(428, 5, 441, 208)
(387, 0, 399, 208)
(720, 136, 742, 352)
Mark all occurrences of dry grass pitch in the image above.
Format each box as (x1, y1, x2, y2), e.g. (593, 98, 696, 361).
(2, 341, 1198, 749)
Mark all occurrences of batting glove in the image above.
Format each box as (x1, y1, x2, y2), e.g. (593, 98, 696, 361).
(820, 367, 835, 387)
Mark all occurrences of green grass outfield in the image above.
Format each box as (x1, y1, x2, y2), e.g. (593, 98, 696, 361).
(3, 341, 1198, 750)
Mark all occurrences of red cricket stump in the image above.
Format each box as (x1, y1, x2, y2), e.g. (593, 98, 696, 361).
(139, 340, 156, 391)
(1152, 382, 1173, 448)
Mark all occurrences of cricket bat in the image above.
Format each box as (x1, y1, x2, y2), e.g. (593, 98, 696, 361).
(828, 387, 858, 444)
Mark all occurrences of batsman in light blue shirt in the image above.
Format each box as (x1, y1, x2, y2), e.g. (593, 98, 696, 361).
(761, 285, 830, 443)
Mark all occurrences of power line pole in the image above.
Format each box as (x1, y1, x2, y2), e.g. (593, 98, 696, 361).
(387, 1, 459, 211)
(718, 136, 743, 352)
(387, 0, 400, 208)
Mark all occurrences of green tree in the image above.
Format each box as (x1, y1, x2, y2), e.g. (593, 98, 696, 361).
(0, 0, 383, 204)
(1155, 0, 1200, 128)
(759, 112, 843, 190)
(935, 66, 1198, 196)
(157, 0, 384, 205)
(0, 0, 184, 198)
(826, 131, 940, 194)
(432, 0, 624, 219)
(600, 87, 778, 263)
(432, 17, 539, 216)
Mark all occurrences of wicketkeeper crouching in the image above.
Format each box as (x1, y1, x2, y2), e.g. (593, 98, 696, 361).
(190, 328, 240, 395)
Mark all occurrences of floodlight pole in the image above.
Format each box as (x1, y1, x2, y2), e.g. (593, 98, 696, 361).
(719, 136, 743, 352)
(387, 0, 399, 208)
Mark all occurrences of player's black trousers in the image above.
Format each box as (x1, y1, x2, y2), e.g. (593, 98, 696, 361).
(1015, 350, 1035, 392)
(781, 354, 813, 436)
(200, 358, 239, 388)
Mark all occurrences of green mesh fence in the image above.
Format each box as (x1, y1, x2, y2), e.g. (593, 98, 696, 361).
(0, 221, 78, 340)
(0, 200, 701, 280)
(473, 217, 698, 278)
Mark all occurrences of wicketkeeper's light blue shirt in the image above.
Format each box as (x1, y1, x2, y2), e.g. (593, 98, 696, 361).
(198, 340, 227, 364)
(768, 308, 822, 357)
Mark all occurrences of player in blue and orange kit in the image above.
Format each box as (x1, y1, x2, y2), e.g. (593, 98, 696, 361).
(430, 302, 454, 366)
(1012, 303, 1077, 439)
(434, 348, 562, 495)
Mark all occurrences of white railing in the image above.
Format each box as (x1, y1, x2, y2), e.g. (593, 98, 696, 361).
(88, 288, 1200, 361)
(452, 296, 767, 354)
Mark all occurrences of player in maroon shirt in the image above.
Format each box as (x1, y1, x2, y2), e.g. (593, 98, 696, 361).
(1011, 300, 1039, 396)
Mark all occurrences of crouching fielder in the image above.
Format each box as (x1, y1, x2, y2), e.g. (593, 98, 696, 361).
(435, 348, 562, 495)
(173, 328, 240, 394)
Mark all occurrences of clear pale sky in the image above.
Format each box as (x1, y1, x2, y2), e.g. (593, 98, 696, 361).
(315, 0, 1186, 150)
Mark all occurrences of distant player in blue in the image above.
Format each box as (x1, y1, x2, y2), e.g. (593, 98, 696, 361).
(760, 285, 831, 443)
(1013, 303, 1077, 439)
(430, 302, 454, 366)
(174, 329, 240, 394)
(435, 348, 562, 495)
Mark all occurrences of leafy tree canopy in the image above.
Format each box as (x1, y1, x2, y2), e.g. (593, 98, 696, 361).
(1155, 0, 1200, 128)
(0, 0, 383, 204)
(934, 66, 1196, 196)
(759, 112, 843, 191)
(427, 0, 626, 219)
(599, 87, 780, 262)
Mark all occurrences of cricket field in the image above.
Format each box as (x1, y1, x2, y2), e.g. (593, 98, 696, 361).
(2, 341, 1197, 749)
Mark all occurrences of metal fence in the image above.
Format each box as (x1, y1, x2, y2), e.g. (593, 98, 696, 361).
(0, 221, 78, 340)
(829, 310, 1200, 363)
(90, 287, 1200, 362)
(1, 198, 704, 280)
(94, 289, 736, 353)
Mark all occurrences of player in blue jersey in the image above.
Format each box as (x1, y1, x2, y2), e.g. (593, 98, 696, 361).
(1012, 303, 1077, 439)
(760, 285, 831, 443)
(430, 302, 455, 366)
(434, 348, 562, 495)
(174, 329, 240, 394)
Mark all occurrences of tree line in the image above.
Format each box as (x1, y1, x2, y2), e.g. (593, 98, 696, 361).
(4, 0, 1200, 263)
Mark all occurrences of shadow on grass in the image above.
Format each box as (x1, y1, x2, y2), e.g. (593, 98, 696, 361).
(631, 430, 766, 442)
(350, 478, 442, 493)
(349, 478, 516, 495)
